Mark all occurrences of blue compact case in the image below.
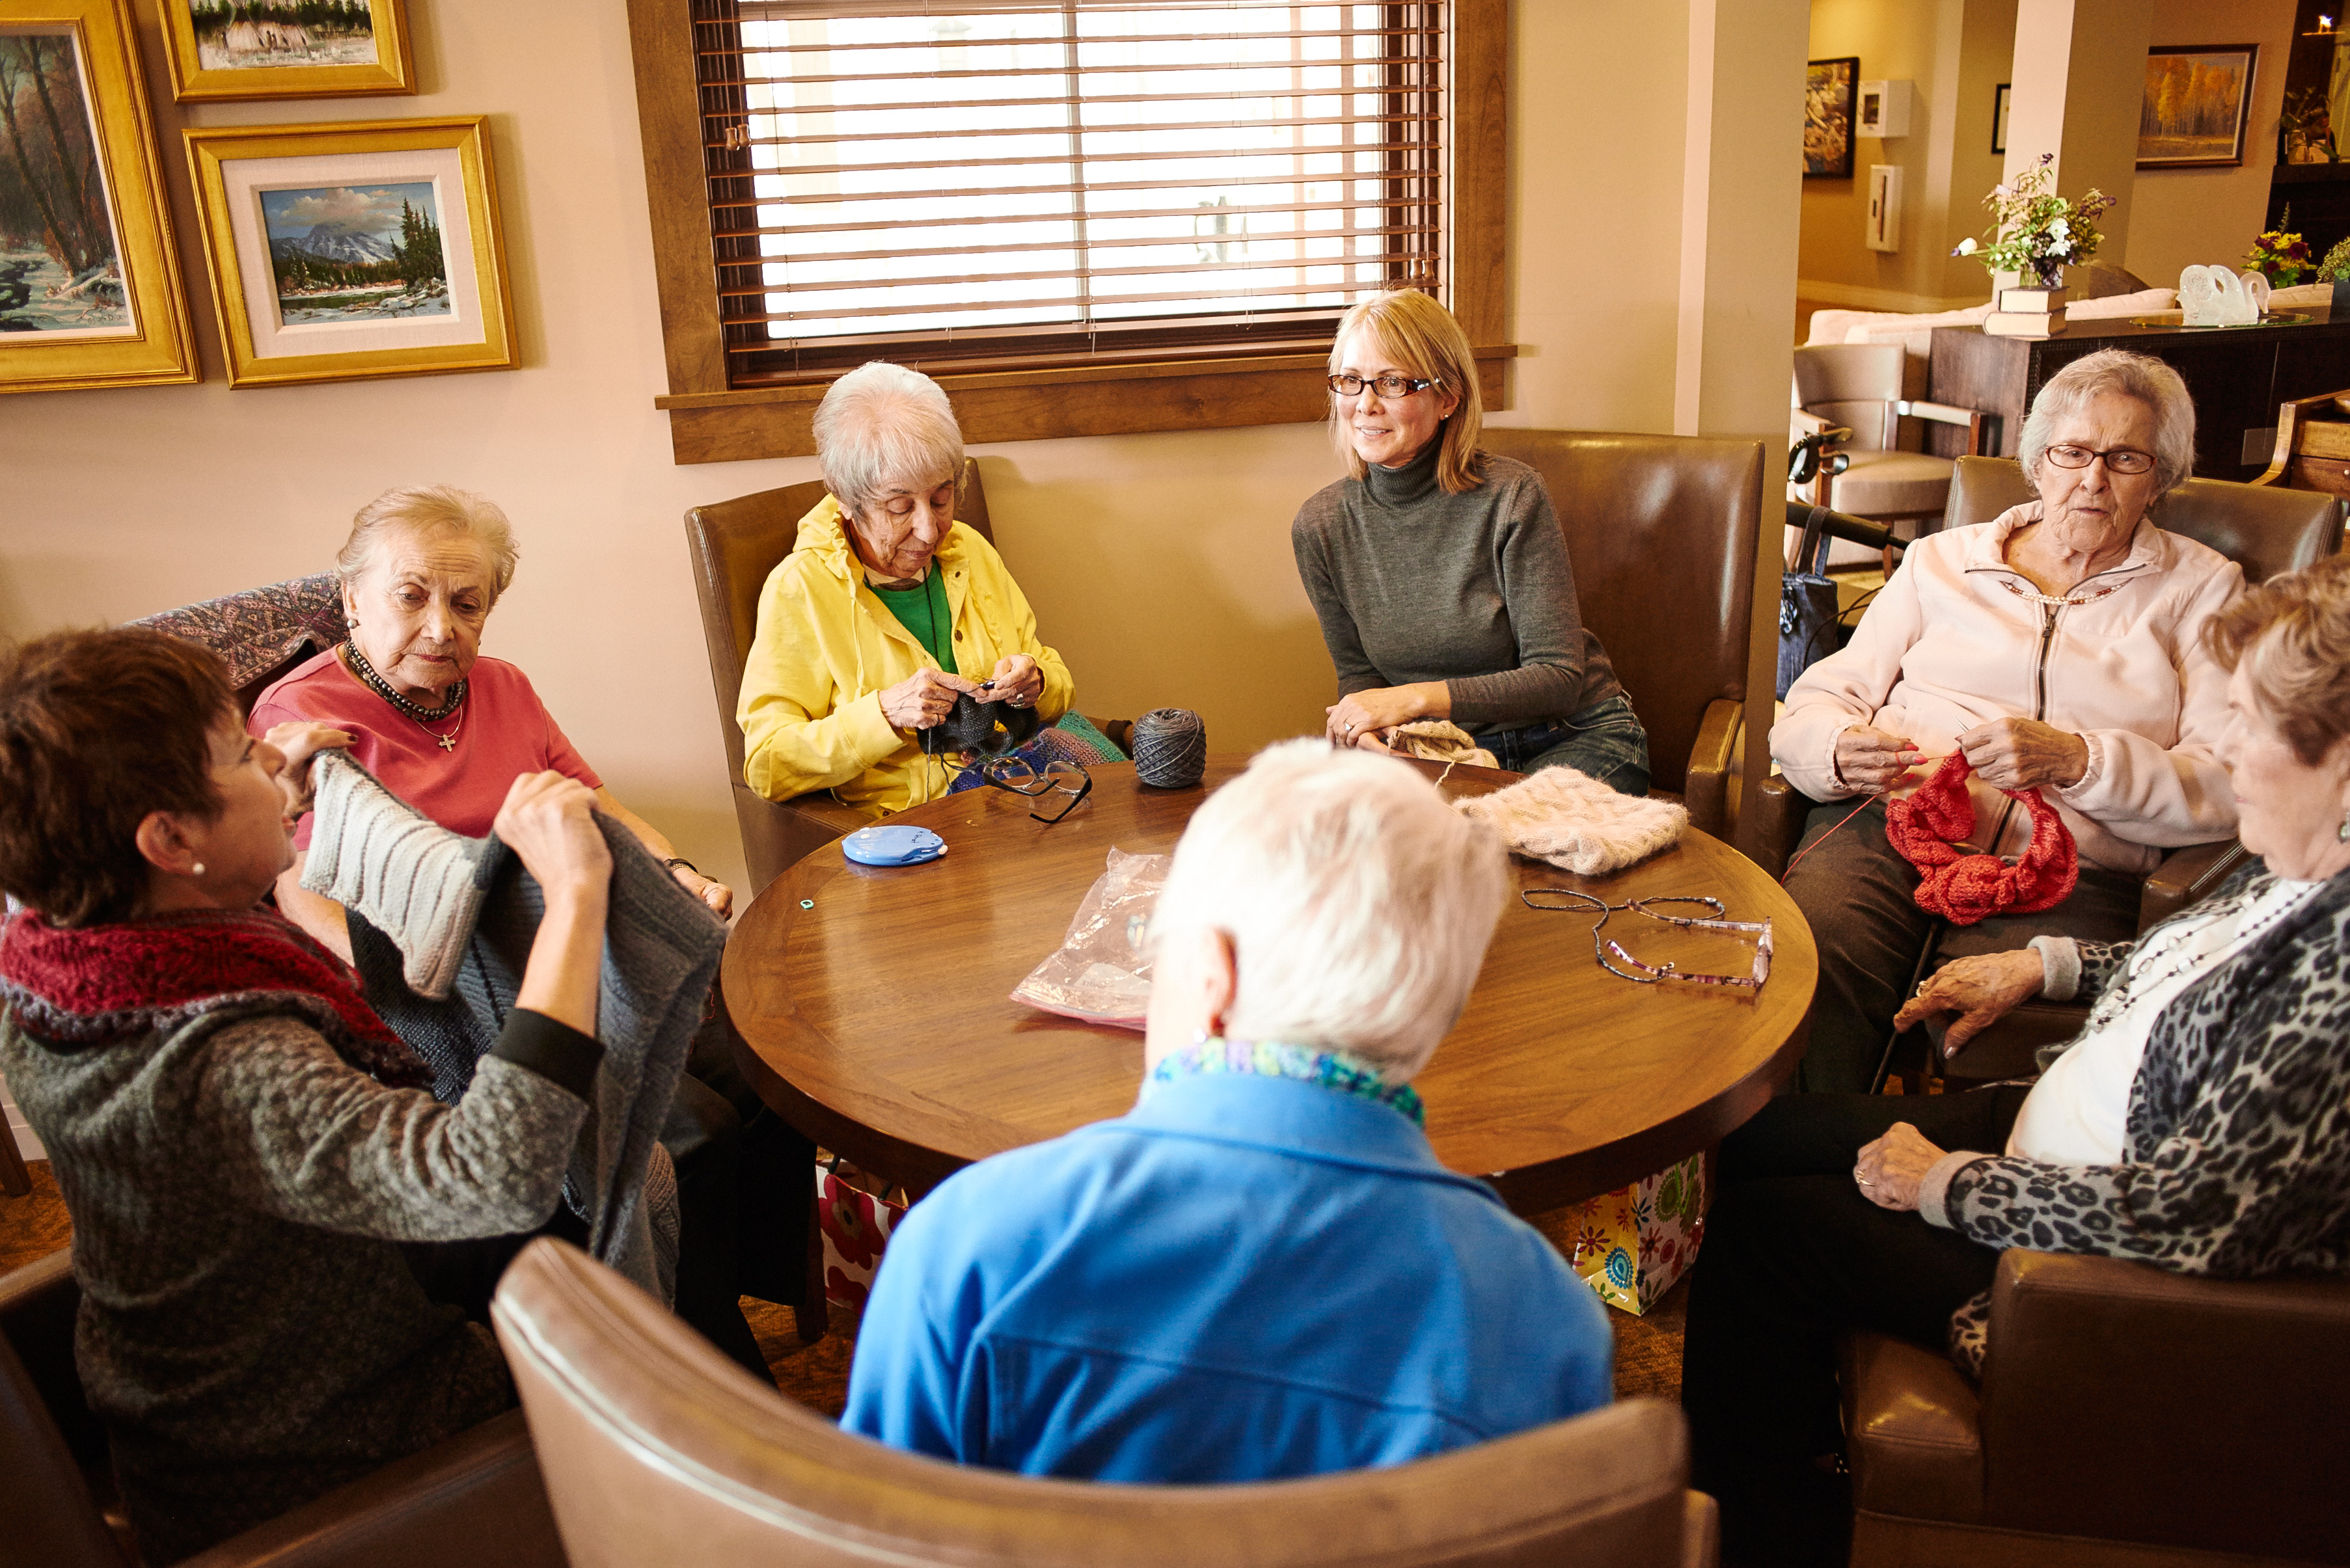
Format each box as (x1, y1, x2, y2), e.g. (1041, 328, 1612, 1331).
(841, 825, 948, 867)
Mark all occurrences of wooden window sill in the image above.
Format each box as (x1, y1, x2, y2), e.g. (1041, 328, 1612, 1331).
(653, 345, 1516, 463)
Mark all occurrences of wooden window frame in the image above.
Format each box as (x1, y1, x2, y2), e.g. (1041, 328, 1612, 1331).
(625, 0, 1510, 463)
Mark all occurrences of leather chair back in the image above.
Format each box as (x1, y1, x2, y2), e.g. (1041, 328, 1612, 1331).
(683, 461, 995, 897)
(493, 1236, 1708, 1568)
(1479, 429, 1764, 803)
(0, 1254, 123, 1568)
(1793, 344, 1905, 451)
(1941, 455, 2346, 584)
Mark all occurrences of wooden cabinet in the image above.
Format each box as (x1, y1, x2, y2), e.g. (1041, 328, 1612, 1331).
(1929, 309, 2350, 481)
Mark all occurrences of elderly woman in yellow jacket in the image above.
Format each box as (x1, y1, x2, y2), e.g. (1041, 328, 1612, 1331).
(739, 362, 1075, 818)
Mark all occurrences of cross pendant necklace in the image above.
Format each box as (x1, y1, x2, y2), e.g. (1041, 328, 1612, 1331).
(421, 708, 463, 753)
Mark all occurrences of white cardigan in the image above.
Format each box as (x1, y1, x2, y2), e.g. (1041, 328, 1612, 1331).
(1771, 502, 2242, 876)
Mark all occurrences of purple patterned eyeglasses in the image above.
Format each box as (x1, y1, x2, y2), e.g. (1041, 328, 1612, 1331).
(1521, 890, 1773, 992)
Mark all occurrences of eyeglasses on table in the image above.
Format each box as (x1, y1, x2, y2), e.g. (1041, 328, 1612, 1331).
(1522, 889, 1772, 992)
(979, 756, 1093, 824)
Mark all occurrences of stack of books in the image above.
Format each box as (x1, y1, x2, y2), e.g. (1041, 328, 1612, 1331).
(1984, 286, 2067, 338)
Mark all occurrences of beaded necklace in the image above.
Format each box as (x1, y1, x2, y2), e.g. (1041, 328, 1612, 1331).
(342, 642, 468, 751)
(2090, 879, 2317, 1025)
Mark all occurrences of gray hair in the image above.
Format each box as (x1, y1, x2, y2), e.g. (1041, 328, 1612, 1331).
(1145, 740, 1509, 1081)
(2017, 348, 2196, 502)
(336, 485, 519, 601)
(813, 361, 966, 518)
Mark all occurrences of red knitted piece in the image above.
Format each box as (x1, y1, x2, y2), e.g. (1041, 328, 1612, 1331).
(0, 905, 431, 1088)
(1883, 753, 2079, 926)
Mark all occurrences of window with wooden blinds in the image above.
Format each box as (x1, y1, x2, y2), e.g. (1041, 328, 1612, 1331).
(697, 1, 1448, 381)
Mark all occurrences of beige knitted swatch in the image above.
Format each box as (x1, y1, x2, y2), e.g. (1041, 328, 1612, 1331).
(1387, 719, 1499, 770)
(1455, 766, 1687, 876)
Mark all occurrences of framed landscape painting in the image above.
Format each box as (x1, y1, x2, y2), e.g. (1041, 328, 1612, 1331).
(156, 0, 413, 102)
(184, 116, 517, 388)
(2139, 45, 2256, 169)
(1, 0, 195, 392)
(1805, 57, 1858, 178)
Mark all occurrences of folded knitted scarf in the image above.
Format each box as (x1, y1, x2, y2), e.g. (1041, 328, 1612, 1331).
(1387, 720, 1499, 770)
(0, 904, 431, 1089)
(1453, 766, 1687, 876)
(1885, 753, 2079, 925)
(301, 757, 490, 1000)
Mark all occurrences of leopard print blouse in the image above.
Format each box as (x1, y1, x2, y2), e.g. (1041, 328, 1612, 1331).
(1941, 863, 2350, 1374)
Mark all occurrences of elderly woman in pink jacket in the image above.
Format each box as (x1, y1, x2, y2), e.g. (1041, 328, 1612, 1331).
(1772, 349, 2241, 1093)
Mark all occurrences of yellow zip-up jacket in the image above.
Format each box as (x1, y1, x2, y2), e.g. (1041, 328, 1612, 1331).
(737, 494, 1074, 818)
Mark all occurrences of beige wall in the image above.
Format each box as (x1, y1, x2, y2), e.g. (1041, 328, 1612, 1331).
(0, 0, 1792, 912)
(1800, 0, 2018, 308)
(2125, 0, 2296, 288)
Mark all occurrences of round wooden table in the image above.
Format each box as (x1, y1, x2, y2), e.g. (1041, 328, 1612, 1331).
(725, 757, 1816, 1215)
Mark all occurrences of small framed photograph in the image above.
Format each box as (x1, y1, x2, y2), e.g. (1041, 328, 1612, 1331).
(184, 116, 517, 388)
(1, 0, 197, 393)
(1993, 83, 2010, 154)
(156, 0, 413, 101)
(2138, 45, 2257, 169)
(1805, 57, 1859, 179)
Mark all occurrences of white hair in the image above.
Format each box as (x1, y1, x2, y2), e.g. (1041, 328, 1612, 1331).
(813, 361, 966, 518)
(336, 484, 519, 601)
(1147, 740, 1510, 1081)
(2017, 348, 2196, 502)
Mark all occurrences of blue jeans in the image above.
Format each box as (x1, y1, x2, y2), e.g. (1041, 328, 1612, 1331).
(1482, 692, 1651, 796)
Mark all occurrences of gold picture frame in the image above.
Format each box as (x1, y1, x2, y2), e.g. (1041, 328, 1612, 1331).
(0, 0, 196, 393)
(156, 0, 414, 102)
(184, 115, 517, 388)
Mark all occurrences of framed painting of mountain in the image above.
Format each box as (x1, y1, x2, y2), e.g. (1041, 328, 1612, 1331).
(0, 0, 197, 394)
(156, 0, 413, 101)
(184, 116, 515, 387)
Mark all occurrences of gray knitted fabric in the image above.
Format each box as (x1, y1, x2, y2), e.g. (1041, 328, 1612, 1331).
(1290, 447, 1623, 731)
(303, 753, 719, 1300)
(0, 1010, 584, 1562)
(301, 759, 487, 999)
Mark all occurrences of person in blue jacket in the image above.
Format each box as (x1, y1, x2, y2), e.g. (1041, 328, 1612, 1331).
(841, 738, 1613, 1481)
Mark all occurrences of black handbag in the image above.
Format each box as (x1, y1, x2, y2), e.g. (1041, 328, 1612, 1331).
(1777, 504, 1842, 699)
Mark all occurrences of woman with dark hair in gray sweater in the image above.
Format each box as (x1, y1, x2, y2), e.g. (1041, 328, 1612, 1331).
(0, 627, 610, 1562)
(1291, 290, 1648, 793)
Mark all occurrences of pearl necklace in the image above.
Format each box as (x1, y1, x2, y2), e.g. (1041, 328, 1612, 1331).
(2103, 882, 2312, 1010)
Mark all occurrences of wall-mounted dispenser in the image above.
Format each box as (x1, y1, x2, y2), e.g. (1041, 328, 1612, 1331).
(1865, 164, 1901, 252)
(1857, 79, 1915, 138)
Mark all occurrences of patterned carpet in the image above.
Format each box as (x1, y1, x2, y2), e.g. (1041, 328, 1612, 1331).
(3, 1162, 1686, 1412)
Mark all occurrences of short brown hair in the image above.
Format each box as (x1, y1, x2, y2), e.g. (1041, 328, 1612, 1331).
(2204, 553, 2350, 766)
(0, 629, 234, 927)
(1327, 290, 1484, 494)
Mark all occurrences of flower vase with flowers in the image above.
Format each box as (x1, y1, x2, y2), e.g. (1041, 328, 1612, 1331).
(1950, 152, 2115, 299)
(2246, 208, 2313, 286)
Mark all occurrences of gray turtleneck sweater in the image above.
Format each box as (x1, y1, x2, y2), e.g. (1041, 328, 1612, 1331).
(1290, 446, 1622, 733)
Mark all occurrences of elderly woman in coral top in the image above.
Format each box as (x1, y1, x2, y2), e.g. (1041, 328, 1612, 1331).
(1772, 349, 2243, 1094)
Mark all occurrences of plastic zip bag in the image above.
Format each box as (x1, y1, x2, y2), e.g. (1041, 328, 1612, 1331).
(1007, 847, 1168, 1029)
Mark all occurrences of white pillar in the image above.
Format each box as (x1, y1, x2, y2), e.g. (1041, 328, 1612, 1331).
(2005, 0, 2153, 264)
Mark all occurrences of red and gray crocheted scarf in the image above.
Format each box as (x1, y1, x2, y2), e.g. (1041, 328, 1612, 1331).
(0, 905, 431, 1088)
(1885, 753, 2080, 926)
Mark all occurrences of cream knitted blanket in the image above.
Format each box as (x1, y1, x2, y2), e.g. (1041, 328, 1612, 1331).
(1455, 766, 1687, 876)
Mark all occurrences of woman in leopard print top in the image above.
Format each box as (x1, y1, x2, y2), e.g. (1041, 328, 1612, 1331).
(1683, 555, 2350, 1566)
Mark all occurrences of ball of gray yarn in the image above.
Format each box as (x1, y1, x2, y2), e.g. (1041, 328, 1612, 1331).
(1132, 707, 1207, 788)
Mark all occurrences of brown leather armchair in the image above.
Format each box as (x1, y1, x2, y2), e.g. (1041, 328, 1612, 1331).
(1843, 1249, 2350, 1567)
(493, 1235, 1721, 1568)
(1751, 457, 2347, 1081)
(1480, 429, 1766, 841)
(0, 1250, 566, 1568)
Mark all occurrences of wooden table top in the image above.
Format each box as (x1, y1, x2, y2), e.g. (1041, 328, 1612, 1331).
(724, 757, 1816, 1215)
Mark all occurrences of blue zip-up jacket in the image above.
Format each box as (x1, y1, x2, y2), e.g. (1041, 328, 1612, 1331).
(841, 1070, 1613, 1480)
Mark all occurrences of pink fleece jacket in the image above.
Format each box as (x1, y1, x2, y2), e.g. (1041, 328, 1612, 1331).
(1771, 502, 2242, 876)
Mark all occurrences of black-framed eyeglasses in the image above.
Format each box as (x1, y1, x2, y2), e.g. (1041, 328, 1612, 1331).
(980, 756, 1092, 824)
(2042, 443, 2155, 476)
(1522, 889, 1772, 992)
(1327, 372, 1440, 399)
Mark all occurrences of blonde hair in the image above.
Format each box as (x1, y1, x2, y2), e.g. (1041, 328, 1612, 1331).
(1326, 290, 1483, 494)
(1145, 740, 1509, 1081)
(337, 485, 518, 602)
(2206, 552, 2350, 766)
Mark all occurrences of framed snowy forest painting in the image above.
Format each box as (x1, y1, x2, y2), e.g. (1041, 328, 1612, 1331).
(156, 0, 414, 102)
(184, 116, 515, 387)
(0, 0, 196, 392)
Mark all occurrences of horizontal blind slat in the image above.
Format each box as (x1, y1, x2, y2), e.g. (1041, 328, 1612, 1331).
(713, 202, 1431, 244)
(722, 276, 1418, 326)
(716, 238, 1438, 295)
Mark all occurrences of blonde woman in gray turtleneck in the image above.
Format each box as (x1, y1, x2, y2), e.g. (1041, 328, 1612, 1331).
(1290, 290, 1647, 792)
